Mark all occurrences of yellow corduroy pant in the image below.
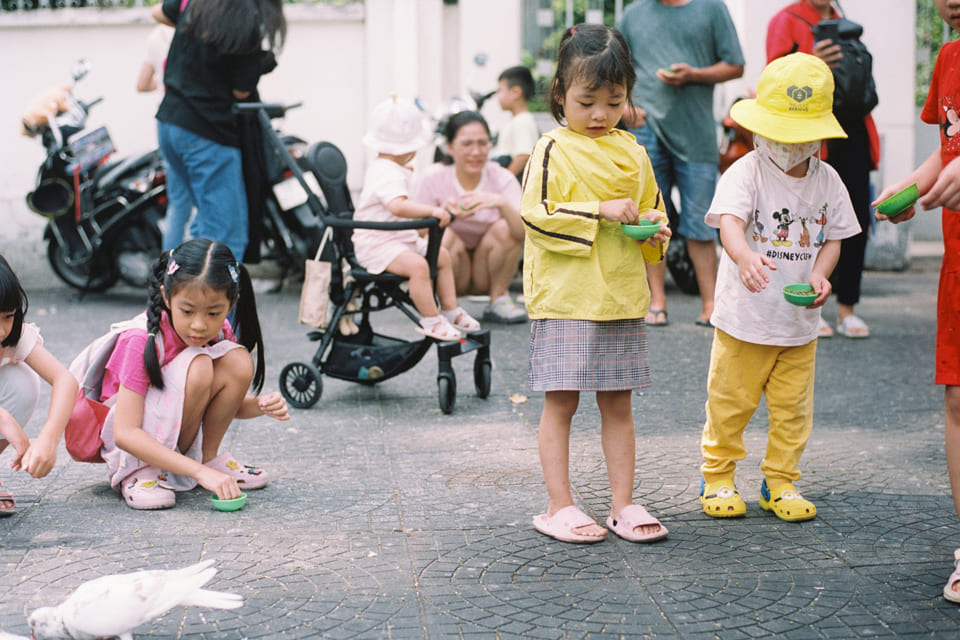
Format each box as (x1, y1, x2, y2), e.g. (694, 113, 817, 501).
(700, 328, 817, 487)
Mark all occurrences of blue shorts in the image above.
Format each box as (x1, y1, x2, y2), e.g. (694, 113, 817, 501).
(630, 125, 718, 242)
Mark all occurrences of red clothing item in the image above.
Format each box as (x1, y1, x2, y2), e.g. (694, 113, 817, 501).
(922, 40, 960, 385)
(102, 311, 236, 399)
(766, 1, 880, 170)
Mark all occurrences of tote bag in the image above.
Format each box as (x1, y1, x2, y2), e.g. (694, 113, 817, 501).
(299, 227, 334, 328)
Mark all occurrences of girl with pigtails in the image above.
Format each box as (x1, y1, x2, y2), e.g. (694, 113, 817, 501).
(96, 238, 288, 510)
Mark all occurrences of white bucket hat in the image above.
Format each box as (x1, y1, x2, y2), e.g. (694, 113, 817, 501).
(362, 95, 432, 155)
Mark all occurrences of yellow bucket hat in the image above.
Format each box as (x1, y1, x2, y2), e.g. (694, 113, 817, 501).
(730, 52, 847, 143)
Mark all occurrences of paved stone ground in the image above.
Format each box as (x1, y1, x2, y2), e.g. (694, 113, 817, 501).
(0, 250, 957, 638)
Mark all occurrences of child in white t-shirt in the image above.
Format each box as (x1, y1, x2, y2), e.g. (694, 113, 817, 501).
(699, 53, 860, 522)
(492, 66, 540, 179)
(352, 96, 481, 341)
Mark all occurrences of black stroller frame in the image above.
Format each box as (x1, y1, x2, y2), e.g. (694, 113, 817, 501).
(236, 103, 492, 414)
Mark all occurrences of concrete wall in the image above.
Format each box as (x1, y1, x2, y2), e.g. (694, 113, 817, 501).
(0, 0, 523, 206)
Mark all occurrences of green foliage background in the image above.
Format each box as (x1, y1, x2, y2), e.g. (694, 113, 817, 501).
(917, 0, 959, 106)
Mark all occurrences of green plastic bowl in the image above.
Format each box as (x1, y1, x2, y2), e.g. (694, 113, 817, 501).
(211, 492, 247, 512)
(782, 284, 817, 306)
(875, 184, 919, 216)
(621, 219, 661, 241)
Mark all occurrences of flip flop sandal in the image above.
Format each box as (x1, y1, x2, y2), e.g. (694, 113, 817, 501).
(645, 308, 668, 326)
(0, 480, 14, 517)
(700, 477, 746, 518)
(836, 314, 870, 338)
(121, 467, 175, 510)
(416, 317, 462, 341)
(533, 505, 606, 543)
(605, 504, 668, 543)
(204, 452, 269, 490)
(444, 307, 481, 333)
(944, 549, 960, 603)
(817, 317, 834, 338)
(759, 479, 816, 522)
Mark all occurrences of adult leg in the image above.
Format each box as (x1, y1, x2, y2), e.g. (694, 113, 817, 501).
(827, 122, 872, 336)
(167, 124, 249, 262)
(157, 121, 198, 252)
(629, 125, 672, 322)
(472, 219, 523, 303)
(441, 229, 471, 295)
(675, 159, 720, 324)
(538, 390, 604, 536)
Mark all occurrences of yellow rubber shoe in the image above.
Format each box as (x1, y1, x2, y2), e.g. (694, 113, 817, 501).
(759, 479, 816, 522)
(700, 477, 746, 518)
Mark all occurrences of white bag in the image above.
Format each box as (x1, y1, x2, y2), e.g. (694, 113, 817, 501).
(298, 227, 334, 328)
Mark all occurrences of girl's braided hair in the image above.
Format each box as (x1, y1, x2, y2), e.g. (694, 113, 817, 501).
(0, 254, 27, 348)
(143, 238, 265, 393)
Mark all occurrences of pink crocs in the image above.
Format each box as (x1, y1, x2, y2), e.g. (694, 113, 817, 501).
(204, 452, 269, 490)
(121, 466, 175, 510)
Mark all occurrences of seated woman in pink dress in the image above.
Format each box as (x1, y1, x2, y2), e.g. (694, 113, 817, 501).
(412, 111, 527, 323)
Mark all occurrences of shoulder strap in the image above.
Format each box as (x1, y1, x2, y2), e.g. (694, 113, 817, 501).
(786, 10, 815, 30)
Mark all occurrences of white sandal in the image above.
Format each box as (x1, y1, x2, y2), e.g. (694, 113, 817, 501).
(836, 314, 870, 338)
(416, 316, 461, 341)
(443, 307, 481, 333)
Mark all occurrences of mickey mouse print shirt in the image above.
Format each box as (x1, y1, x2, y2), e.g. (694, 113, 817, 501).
(706, 151, 860, 346)
(922, 39, 960, 274)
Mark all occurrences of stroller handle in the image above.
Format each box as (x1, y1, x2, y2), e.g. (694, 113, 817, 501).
(232, 101, 302, 119)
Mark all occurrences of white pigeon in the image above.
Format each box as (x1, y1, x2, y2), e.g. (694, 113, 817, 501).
(27, 559, 242, 640)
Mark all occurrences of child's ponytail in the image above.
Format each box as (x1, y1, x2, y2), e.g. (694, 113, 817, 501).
(233, 263, 265, 393)
(143, 250, 170, 390)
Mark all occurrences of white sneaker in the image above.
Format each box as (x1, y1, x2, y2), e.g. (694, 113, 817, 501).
(483, 296, 528, 324)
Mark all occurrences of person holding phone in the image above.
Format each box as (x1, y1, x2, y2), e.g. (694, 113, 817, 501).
(767, 0, 881, 339)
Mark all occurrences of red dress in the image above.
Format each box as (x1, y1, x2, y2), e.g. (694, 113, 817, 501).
(922, 41, 960, 385)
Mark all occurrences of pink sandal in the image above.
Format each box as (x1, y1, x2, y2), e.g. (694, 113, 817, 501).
(944, 549, 960, 603)
(0, 480, 14, 516)
(416, 317, 462, 341)
(204, 452, 269, 490)
(605, 504, 668, 543)
(443, 307, 481, 333)
(121, 466, 175, 510)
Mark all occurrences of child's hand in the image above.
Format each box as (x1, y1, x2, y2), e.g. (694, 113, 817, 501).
(599, 198, 640, 223)
(197, 467, 243, 501)
(640, 210, 672, 245)
(872, 184, 916, 224)
(921, 155, 960, 212)
(15, 431, 58, 478)
(431, 206, 454, 228)
(0, 408, 29, 469)
(258, 392, 290, 421)
(736, 251, 777, 292)
(808, 274, 832, 308)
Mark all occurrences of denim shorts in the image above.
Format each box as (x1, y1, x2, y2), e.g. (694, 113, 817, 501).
(630, 125, 718, 242)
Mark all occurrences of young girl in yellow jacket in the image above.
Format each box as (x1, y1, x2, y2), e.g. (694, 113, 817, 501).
(521, 23, 671, 544)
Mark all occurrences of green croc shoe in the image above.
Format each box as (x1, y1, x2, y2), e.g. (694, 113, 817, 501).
(759, 479, 816, 522)
(700, 477, 746, 518)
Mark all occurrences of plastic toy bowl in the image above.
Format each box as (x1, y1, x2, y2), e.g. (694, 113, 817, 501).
(211, 492, 247, 512)
(621, 219, 661, 241)
(782, 284, 817, 306)
(875, 183, 919, 216)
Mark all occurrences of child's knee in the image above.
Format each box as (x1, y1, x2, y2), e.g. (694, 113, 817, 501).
(215, 349, 254, 387)
(185, 354, 215, 393)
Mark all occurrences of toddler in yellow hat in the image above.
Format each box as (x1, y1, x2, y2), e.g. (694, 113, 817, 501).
(697, 52, 861, 522)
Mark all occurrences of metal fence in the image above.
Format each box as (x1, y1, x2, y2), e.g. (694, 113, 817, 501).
(1, 0, 358, 11)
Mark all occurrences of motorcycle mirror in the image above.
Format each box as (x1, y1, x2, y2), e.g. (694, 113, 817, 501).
(71, 59, 92, 83)
(473, 52, 487, 67)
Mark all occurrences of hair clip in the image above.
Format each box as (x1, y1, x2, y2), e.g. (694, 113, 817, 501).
(228, 264, 239, 283)
(167, 259, 180, 276)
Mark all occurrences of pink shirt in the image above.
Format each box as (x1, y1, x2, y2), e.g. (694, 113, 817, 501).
(411, 162, 521, 250)
(101, 311, 235, 399)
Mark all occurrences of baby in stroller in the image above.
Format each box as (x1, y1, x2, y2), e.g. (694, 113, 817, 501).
(351, 95, 481, 341)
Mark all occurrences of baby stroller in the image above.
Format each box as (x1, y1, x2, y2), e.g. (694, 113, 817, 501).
(243, 102, 492, 414)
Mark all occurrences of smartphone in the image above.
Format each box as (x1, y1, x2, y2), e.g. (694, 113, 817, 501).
(814, 19, 840, 43)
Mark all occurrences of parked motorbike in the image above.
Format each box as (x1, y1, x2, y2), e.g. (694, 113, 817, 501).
(21, 59, 166, 292)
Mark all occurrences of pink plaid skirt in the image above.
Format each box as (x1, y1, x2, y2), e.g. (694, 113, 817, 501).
(527, 318, 651, 392)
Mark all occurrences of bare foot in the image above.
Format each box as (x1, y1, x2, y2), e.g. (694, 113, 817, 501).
(572, 522, 608, 538)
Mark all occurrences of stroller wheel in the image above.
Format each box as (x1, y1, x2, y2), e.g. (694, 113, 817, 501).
(438, 373, 456, 415)
(473, 358, 492, 399)
(279, 361, 323, 409)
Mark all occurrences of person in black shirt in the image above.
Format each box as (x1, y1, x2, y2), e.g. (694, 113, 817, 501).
(152, 0, 285, 262)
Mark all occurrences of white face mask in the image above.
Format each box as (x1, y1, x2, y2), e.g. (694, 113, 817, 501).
(755, 135, 821, 172)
